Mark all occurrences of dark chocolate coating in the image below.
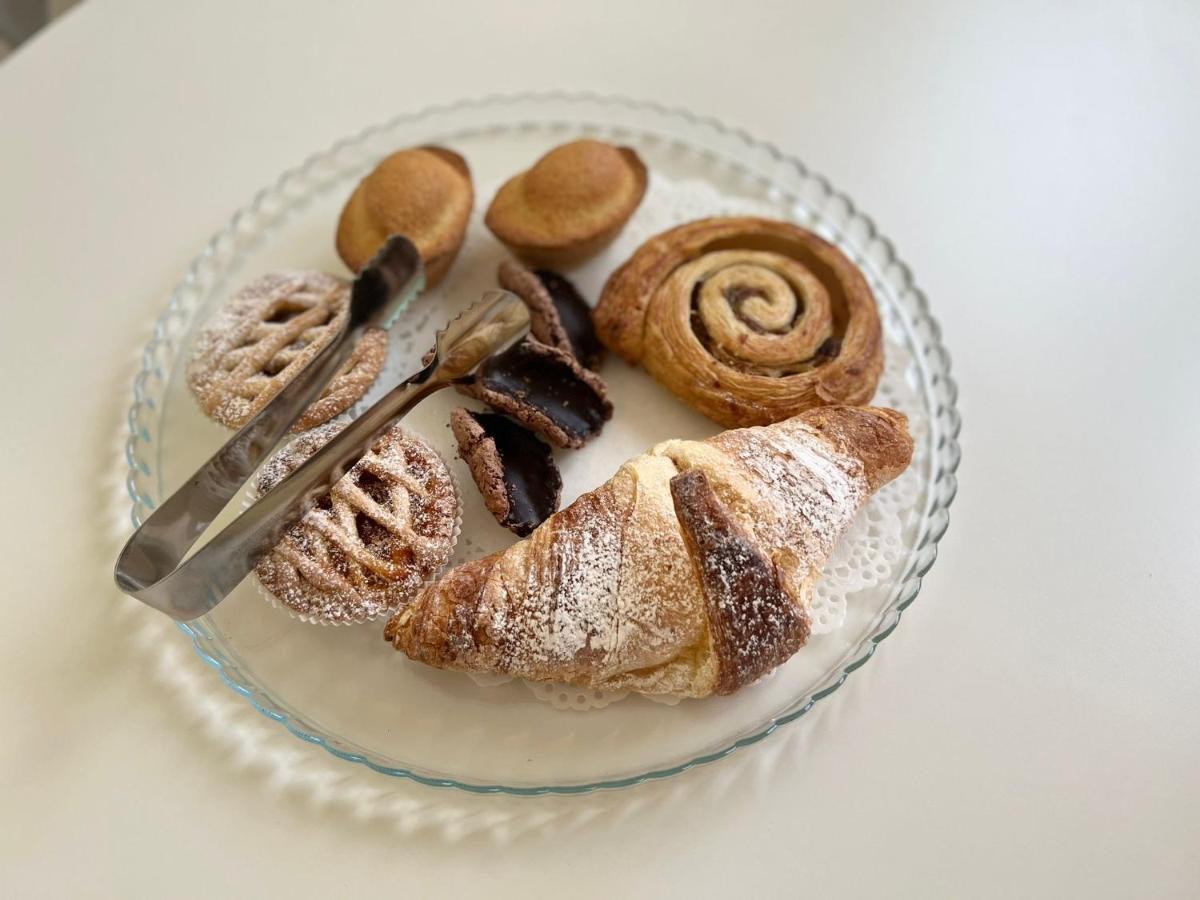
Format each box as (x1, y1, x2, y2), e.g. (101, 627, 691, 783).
(534, 270, 606, 370)
(670, 468, 810, 695)
(460, 339, 612, 449)
(451, 409, 561, 536)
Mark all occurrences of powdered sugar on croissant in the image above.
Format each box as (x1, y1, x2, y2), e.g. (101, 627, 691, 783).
(385, 406, 912, 697)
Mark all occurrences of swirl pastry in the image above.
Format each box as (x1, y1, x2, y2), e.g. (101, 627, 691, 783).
(336, 146, 473, 286)
(386, 406, 912, 697)
(253, 420, 459, 624)
(485, 139, 647, 267)
(187, 271, 387, 431)
(596, 217, 884, 427)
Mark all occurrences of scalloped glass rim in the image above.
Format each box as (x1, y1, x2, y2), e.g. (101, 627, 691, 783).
(123, 91, 961, 796)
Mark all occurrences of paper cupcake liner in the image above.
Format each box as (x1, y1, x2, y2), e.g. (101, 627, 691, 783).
(243, 427, 463, 627)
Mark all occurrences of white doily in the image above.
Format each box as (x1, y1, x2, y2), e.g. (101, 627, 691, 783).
(357, 173, 927, 712)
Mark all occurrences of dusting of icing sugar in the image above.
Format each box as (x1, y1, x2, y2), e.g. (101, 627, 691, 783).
(416, 422, 873, 692)
(488, 488, 625, 679)
(187, 271, 387, 432)
(187, 272, 348, 427)
(670, 469, 809, 694)
(720, 423, 867, 567)
(252, 420, 459, 625)
(401, 174, 927, 710)
(255, 421, 344, 495)
(544, 517, 622, 664)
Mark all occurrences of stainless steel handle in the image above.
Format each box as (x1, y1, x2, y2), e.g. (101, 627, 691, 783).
(115, 321, 360, 588)
(114, 289, 530, 621)
(115, 374, 441, 620)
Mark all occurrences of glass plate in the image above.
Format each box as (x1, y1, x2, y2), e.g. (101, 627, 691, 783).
(123, 92, 960, 795)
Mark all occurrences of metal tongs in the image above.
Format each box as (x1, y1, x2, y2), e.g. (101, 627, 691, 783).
(114, 236, 531, 621)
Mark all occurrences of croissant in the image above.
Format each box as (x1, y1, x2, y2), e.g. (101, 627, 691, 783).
(595, 217, 884, 428)
(385, 406, 912, 698)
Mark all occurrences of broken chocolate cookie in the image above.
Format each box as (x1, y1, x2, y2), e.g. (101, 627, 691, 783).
(450, 408, 562, 536)
(533, 269, 606, 371)
(497, 262, 605, 370)
(457, 338, 612, 449)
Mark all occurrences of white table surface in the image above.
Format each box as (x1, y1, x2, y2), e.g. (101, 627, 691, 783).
(2, 1, 1198, 896)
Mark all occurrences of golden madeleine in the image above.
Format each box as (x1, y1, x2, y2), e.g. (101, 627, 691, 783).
(336, 146, 473, 287)
(485, 139, 647, 267)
